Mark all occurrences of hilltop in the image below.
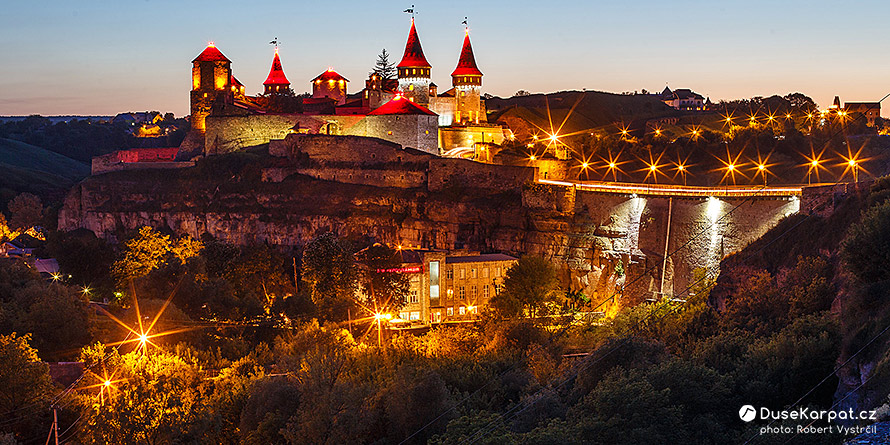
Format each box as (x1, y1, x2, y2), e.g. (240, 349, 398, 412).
(0, 137, 89, 205)
(488, 90, 676, 136)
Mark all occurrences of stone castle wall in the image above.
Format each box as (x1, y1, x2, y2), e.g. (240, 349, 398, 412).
(204, 114, 324, 155)
(429, 158, 535, 191)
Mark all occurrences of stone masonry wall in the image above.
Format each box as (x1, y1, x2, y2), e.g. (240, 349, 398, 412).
(429, 158, 535, 191)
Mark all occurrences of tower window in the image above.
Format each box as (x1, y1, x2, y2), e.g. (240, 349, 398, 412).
(409, 84, 414, 91)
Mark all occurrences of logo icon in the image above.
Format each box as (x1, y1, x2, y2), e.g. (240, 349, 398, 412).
(739, 405, 757, 422)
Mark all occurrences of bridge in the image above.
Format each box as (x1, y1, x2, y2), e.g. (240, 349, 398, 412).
(537, 179, 804, 198)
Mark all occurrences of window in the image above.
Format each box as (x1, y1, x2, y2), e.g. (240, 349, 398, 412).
(483, 268, 489, 278)
(429, 261, 440, 299)
(459, 306, 466, 315)
(470, 285, 477, 298)
(400, 311, 410, 320)
(458, 286, 465, 299)
(447, 307, 454, 316)
(446, 269, 453, 279)
(434, 311, 442, 323)
(483, 285, 490, 299)
(495, 267, 501, 277)
(447, 288, 453, 299)
(409, 290, 418, 304)
(410, 311, 420, 321)
(471, 268, 477, 278)
(409, 84, 415, 91)
(459, 268, 465, 279)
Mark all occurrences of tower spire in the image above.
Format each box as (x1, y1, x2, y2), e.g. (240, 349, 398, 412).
(263, 46, 291, 95)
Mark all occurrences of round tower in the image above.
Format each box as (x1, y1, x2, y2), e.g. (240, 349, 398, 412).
(190, 42, 233, 132)
(263, 48, 291, 95)
(451, 29, 483, 124)
(397, 18, 432, 106)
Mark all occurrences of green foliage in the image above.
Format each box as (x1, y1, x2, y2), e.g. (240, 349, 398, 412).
(0, 333, 54, 440)
(81, 349, 203, 444)
(113, 226, 174, 284)
(6, 192, 43, 230)
(302, 233, 357, 321)
(0, 259, 92, 360)
(45, 229, 115, 295)
(842, 200, 890, 283)
(491, 255, 560, 318)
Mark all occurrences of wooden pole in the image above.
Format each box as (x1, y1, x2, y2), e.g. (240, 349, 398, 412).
(53, 407, 59, 445)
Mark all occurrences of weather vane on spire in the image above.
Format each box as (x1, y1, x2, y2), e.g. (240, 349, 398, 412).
(269, 37, 279, 50)
(403, 5, 415, 18)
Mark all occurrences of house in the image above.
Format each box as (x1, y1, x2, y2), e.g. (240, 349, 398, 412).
(659, 87, 706, 111)
(844, 102, 881, 127)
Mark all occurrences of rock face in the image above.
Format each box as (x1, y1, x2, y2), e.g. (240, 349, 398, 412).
(58, 162, 798, 308)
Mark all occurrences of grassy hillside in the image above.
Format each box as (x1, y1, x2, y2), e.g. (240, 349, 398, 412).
(0, 137, 90, 207)
(487, 90, 677, 136)
(0, 137, 89, 181)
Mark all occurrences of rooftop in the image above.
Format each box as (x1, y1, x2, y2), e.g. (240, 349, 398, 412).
(451, 31, 483, 77)
(368, 95, 437, 116)
(193, 43, 230, 63)
(446, 253, 518, 264)
(397, 18, 431, 68)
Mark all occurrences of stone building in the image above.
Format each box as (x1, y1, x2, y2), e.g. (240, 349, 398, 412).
(311, 69, 349, 105)
(844, 102, 881, 127)
(385, 249, 518, 326)
(360, 95, 439, 154)
(432, 253, 517, 323)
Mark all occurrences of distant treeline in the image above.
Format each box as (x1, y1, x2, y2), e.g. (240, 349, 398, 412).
(0, 115, 187, 163)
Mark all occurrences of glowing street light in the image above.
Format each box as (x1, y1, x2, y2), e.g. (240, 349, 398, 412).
(529, 155, 536, 161)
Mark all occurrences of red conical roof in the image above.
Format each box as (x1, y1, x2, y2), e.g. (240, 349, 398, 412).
(451, 31, 483, 77)
(368, 94, 437, 116)
(263, 49, 290, 86)
(397, 19, 431, 68)
(193, 43, 230, 63)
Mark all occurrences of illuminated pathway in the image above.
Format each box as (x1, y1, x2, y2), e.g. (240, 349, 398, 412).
(537, 179, 805, 198)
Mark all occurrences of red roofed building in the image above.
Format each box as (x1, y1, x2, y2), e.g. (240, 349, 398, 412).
(312, 69, 349, 105)
(397, 18, 433, 106)
(361, 94, 439, 154)
(263, 49, 291, 95)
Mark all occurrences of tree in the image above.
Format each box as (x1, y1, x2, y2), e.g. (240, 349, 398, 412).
(113, 227, 172, 284)
(356, 244, 409, 314)
(80, 349, 203, 445)
(0, 214, 18, 243)
(784, 92, 818, 112)
(842, 201, 890, 283)
(302, 233, 358, 321)
(491, 256, 560, 318)
(0, 333, 54, 439)
(112, 227, 203, 286)
(371, 48, 396, 81)
(7, 193, 43, 231)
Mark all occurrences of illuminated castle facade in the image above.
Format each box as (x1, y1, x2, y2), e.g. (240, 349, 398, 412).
(182, 18, 505, 158)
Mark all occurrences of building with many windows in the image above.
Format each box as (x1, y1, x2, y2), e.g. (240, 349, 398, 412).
(383, 250, 518, 326)
(433, 253, 518, 324)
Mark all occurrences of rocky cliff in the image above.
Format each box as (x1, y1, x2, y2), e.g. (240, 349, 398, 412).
(58, 152, 797, 308)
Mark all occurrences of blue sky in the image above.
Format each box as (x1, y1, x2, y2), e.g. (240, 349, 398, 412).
(1, 0, 887, 116)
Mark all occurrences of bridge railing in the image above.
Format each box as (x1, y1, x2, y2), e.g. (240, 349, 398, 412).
(537, 179, 804, 198)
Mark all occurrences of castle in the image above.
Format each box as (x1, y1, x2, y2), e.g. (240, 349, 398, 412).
(179, 18, 506, 159)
